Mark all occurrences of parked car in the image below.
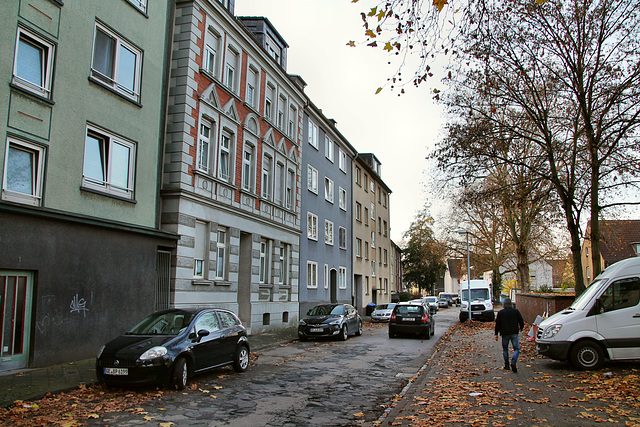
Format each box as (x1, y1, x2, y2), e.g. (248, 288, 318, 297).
(298, 304, 362, 341)
(389, 301, 436, 339)
(371, 303, 396, 322)
(438, 292, 456, 306)
(425, 296, 439, 312)
(96, 308, 250, 390)
(438, 298, 449, 308)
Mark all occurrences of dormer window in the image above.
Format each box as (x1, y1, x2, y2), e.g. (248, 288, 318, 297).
(633, 243, 640, 256)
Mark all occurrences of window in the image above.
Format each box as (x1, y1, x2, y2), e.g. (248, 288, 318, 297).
(242, 144, 254, 191)
(225, 47, 238, 92)
(325, 220, 334, 245)
(279, 245, 288, 284)
(339, 267, 347, 289)
(372, 261, 377, 276)
(365, 276, 369, 295)
(371, 231, 376, 248)
(2, 137, 45, 206)
(325, 136, 334, 162)
(383, 221, 388, 237)
(288, 105, 297, 138)
(265, 84, 274, 121)
(355, 202, 362, 222)
(262, 155, 272, 199)
(197, 119, 214, 173)
(246, 67, 258, 108)
(91, 22, 142, 102)
(382, 192, 387, 207)
(13, 27, 55, 99)
(307, 261, 318, 289)
(308, 121, 319, 149)
(203, 30, 220, 77)
(194, 221, 208, 278)
(82, 125, 136, 199)
(277, 95, 286, 130)
(364, 208, 369, 226)
(259, 240, 269, 283)
(324, 264, 329, 289)
(307, 212, 318, 240)
(356, 238, 362, 258)
(216, 228, 227, 279)
(370, 181, 375, 193)
(599, 278, 640, 313)
(339, 150, 346, 172)
(218, 131, 232, 182)
(324, 177, 334, 203)
(365, 242, 369, 259)
(307, 165, 318, 194)
(275, 162, 284, 204)
(371, 203, 376, 218)
(339, 187, 347, 211)
(339, 227, 347, 249)
(364, 174, 369, 191)
(355, 167, 361, 186)
(127, 0, 148, 13)
(286, 170, 294, 209)
(378, 217, 382, 234)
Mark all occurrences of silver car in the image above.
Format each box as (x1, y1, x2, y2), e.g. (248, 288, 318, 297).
(370, 303, 396, 322)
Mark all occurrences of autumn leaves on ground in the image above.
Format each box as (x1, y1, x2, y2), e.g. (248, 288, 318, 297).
(2, 322, 640, 426)
(382, 321, 640, 427)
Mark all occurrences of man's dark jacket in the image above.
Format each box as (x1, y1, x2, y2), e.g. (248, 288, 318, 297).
(494, 307, 524, 336)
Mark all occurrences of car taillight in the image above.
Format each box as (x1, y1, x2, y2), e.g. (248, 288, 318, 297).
(390, 312, 396, 321)
(421, 313, 428, 323)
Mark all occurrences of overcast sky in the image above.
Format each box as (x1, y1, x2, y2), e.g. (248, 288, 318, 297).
(235, 0, 445, 243)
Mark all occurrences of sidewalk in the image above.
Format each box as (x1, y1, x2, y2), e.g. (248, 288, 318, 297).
(375, 320, 640, 426)
(0, 326, 298, 408)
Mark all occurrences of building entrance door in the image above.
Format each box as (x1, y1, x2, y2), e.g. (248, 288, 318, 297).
(0, 271, 34, 371)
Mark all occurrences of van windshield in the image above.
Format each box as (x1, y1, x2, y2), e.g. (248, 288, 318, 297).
(461, 289, 489, 301)
(571, 278, 605, 310)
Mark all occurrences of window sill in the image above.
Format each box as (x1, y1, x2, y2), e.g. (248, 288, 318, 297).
(10, 83, 55, 105)
(80, 186, 137, 204)
(214, 280, 232, 286)
(192, 279, 212, 286)
(88, 76, 142, 107)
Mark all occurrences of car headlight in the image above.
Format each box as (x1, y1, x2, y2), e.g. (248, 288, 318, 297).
(97, 345, 105, 359)
(140, 346, 168, 360)
(299, 319, 306, 325)
(328, 318, 342, 325)
(542, 324, 562, 339)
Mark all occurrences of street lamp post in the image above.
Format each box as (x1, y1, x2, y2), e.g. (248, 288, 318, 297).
(458, 230, 471, 321)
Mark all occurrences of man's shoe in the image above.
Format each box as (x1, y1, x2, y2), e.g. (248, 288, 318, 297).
(511, 361, 517, 373)
(503, 363, 510, 370)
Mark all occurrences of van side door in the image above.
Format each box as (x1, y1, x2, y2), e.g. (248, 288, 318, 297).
(594, 277, 640, 360)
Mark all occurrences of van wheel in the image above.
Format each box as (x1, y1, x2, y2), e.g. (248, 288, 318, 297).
(171, 357, 188, 390)
(570, 341, 604, 370)
(489, 311, 495, 322)
(459, 313, 468, 322)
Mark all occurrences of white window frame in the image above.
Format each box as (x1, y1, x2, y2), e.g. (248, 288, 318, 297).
(91, 21, 142, 103)
(339, 149, 346, 172)
(275, 162, 284, 205)
(261, 154, 272, 199)
(265, 83, 275, 121)
(339, 267, 347, 289)
(307, 212, 318, 240)
(324, 264, 329, 289)
(197, 118, 214, 173)
(324, 177, 334, 203)
(2, 137, 46, 206)
(355, 166, 361, 186)
(279, 244, 288, 284)
(82, 124, 136, 199)
(242, 143, 254, 191)
(355, 202, 362, 222)
(126, 0, 148, 14)
(277, 95, 287, 130)
(356, 238, 362, 258)
(218, 131, 233, 182)
(288, 105, 297, 138)
(339, 226, 347, 250)
(13, 26, 55, 99)
(324, 136, 334, 163)
(203, 28, 221, 78)
(339, 187, 347, 211)
(216, 228, 227, 280)
(307, 261, 318, 289)
(325, 220, 334, 245)
(371, 231, 376, 248)
(259, 239, 269, 284)
(224, 45, 239, 92)
(371, 202, 376, 218)
(307, 165, 318, 194)
(308, 121, 319, 149)
(286, 169, 295, 209)
(194, 221, 208, 279)
(246, 65, 259, 109)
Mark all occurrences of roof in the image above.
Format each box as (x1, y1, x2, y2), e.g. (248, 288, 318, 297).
(587, 220, 640, 263)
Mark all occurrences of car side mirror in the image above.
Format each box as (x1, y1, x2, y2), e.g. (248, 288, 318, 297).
(197, 329, 210, 338)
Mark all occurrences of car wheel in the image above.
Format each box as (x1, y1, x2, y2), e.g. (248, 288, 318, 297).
(233, 344, 250, 373)
(425, 327, 431, 340)
(298, 334, 308, 342)
(355, 320, 363, 336)
(570, 341, 605, 370)
(171, 357, 188, 390)
(339, 325, 348, 341)
(389, 329, 395, 338)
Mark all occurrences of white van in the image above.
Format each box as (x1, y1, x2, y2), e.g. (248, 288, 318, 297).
(459, 279, 494, 322)
(536, 257, 640, 370)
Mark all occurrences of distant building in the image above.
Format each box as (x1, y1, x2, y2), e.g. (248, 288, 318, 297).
(582, 219, 640, 287)
(0, 0, 175, 370)
(352, 154, 392, 313)
(299, 103, 357, 315)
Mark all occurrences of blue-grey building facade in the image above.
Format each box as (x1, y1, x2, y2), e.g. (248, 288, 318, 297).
(299, 102, 358, 315)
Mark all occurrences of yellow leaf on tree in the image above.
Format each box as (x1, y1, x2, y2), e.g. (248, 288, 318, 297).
(375, 87, 383, 94)
(433, 0, 448, 12)
(365, 29, 376, 38)
(346, 40, 356, 47)
(383, 42, 393, 52)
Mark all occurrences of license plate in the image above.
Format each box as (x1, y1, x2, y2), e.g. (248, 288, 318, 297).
(401, 318, 416, 321)
(104, 367, 128, 376)
(310, 328, 324, 333)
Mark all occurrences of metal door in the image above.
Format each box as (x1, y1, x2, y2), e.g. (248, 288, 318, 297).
(0, 271, 34, 371)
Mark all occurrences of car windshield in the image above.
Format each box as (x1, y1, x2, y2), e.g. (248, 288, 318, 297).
(426, 297, 437, 302)
(571, 278, 606, 310)
(126, 311, 195, 335)
(461, 289, 489, 300)
(308, 305, 345, 316)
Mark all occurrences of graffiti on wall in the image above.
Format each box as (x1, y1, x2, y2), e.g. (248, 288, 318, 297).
(70, 294, 89, 317)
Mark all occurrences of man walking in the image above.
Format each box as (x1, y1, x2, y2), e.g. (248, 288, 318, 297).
(494, 298, 524, 373)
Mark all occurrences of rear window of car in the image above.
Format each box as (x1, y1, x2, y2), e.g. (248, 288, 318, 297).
(395, 305, 423, 315)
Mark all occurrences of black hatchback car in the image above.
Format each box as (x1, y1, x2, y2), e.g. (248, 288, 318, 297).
(388, 301, 435, 339)
(96, 308, 250, 389)
(298, 304, 363, 341)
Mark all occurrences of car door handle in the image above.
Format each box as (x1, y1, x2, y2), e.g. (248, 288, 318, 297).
(633, 313, 640, 318)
